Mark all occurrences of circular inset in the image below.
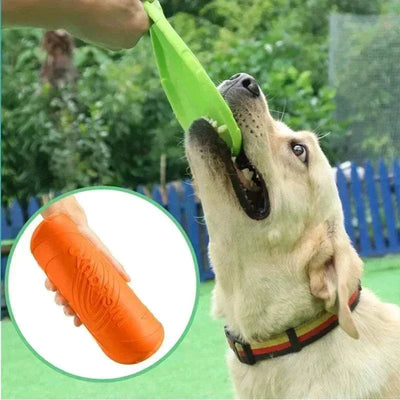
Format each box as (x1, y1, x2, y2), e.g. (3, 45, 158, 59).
(6, 187, 198, 380)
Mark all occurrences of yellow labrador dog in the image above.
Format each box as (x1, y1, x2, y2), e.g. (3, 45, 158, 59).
(185, 73, 400, 398)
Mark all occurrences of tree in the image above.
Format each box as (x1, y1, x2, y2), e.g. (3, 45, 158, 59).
(332, 15, 400, 162)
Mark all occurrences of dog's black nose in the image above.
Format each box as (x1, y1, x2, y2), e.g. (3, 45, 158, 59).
(228, 73, 260, 97)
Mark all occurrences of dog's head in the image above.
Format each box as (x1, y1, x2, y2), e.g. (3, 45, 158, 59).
(185, 73, 362, 338)
(186, 73, 339, 241)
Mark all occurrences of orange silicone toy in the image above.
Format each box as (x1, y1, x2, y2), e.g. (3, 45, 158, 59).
(30, 213, 164, 364)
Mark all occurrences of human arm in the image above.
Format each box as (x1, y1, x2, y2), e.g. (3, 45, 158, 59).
(2, 0, 150, 49)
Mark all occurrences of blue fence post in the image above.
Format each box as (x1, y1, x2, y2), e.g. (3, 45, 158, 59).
(151, 185, 164, 206)
(1, 207, 12, 241)
(393, 159, 400, 216)
(183, 180, 205, 281)
(9, 200, 25, 239)
(2, 200, 25, 283)
(364, 161, 385, 255)
(350, 163, 372, 256)
(336, 166, 355, 244)
(1, 206, 13, 281)
(136, 185, 147, 196)
(27, 197, 41, 218)
(166, 184, 182, 224)
(379, 159, 400, 252)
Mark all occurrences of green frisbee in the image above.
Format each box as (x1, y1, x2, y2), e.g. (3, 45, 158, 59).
(143, 0, 242, 155)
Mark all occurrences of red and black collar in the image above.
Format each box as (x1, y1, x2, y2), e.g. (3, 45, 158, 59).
(225, 284, 362, 365)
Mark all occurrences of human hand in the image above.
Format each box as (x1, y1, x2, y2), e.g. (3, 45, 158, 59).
(3, 0, 150, 50)
(42, 196, 131, 326)
(64, 0, 150, 50)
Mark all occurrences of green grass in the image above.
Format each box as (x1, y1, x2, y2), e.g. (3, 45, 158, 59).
(2, 255, 400, 399)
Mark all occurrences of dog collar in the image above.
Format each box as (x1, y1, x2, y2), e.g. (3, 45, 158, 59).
(225, 284, 362, 365)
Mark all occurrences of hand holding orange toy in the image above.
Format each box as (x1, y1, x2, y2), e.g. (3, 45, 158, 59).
(41, 196, 130, 327)
(32, 198, 164, 364)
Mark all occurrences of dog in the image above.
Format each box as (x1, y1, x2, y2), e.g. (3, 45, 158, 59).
(185, 73, 400, 398)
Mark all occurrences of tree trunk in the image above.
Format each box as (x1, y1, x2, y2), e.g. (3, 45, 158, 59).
(41, 29, 78, 89)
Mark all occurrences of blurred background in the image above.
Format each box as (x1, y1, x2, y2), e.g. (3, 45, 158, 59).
(2, 0, 399, 206)
(2, 0, 400, 398)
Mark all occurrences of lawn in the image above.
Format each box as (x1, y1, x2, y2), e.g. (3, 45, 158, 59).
(2, 255, 400, 399)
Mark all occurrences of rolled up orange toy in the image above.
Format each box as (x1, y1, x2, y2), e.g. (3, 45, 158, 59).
(30, 213, 164, 364)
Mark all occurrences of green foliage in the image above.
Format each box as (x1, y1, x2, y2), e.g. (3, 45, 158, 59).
(382, 0, 400, 14)
(2, 30, 188, 205)
(2, 30, 114, 204)
(2, 0, 392, 205)
(160, 0, 212, 17)
(332, 15, 400, 162)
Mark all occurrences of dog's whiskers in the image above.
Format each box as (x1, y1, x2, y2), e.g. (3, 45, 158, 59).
(270, 109, 286, 120)
(316, 131, 331, 141)
(279, 102, 287, 122)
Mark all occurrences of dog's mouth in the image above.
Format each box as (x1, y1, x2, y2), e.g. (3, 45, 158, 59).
(227, 147, 271, 220)
(214, 75, 270, 220)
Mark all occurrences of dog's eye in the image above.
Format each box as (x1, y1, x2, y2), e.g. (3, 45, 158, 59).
(291, 144, 307, 163)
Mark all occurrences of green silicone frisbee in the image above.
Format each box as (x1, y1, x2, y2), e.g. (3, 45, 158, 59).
(143, 0, 242, 155)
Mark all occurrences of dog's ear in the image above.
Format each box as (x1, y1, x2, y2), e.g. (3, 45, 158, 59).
(308, 225, 362, 339)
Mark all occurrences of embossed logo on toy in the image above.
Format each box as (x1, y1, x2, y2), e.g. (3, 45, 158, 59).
(69, 245, 127, 330)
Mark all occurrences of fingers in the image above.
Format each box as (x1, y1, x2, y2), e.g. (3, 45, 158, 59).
(41, 196, 130, 332)
(45, 279, 57, 291)
(63, 305, 75, 317)
(52, 289, 82, 327)
(64, 306, 82, 328)
(55, 292, 68, 306)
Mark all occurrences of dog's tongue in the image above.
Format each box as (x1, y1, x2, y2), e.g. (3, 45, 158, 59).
(235, 166, 253, 190)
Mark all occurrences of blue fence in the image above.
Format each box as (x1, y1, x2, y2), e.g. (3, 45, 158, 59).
(336, 159, 400, 257)
(2, 159, 400, 282)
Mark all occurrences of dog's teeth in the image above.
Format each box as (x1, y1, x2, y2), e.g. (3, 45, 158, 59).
(217, 125, 228, 134)
(242, 168, 254, 181)
(205, 118, 218, 128)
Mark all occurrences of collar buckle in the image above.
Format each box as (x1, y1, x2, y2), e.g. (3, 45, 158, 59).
(224, 327, 256, 365)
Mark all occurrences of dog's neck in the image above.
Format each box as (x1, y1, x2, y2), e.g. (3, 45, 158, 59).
(209, 233, 325, 343)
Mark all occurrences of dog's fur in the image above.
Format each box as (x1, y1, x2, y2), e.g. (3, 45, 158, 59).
(185, 75, 400, 398)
